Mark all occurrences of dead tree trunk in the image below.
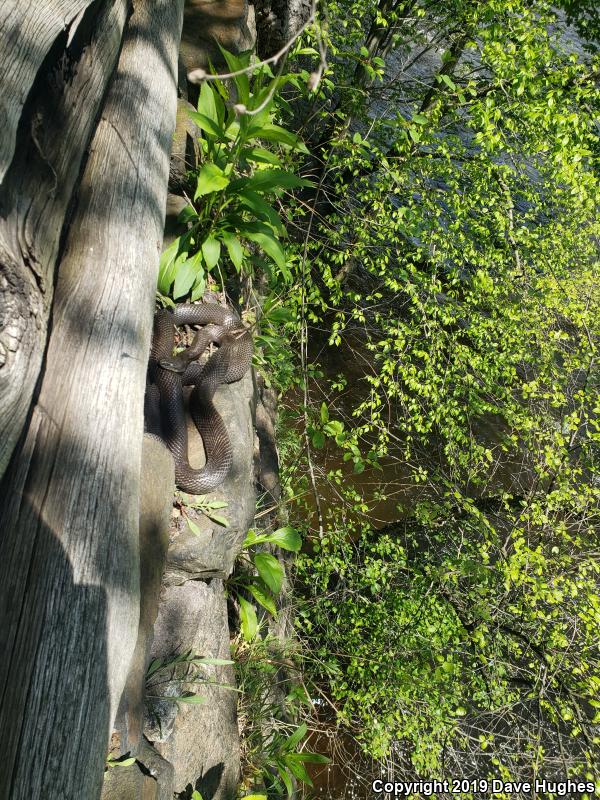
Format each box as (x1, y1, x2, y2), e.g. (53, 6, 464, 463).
(0, 0, 130, 478)
(0, 0, 184, 797)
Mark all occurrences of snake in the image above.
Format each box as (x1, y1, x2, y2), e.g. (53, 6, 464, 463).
(145, 302, 253, 494)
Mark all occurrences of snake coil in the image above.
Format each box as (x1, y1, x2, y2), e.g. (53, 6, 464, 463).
(145, 302, 253, 493)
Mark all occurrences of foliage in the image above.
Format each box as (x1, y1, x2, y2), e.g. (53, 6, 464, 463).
(178, 490, 230, 529)
(157, 50, 310, 304)
(235, 636, 328, 797)
(145, 650, 236, 705)
(230, 527, 301, 641)
(270, 0, 600, 787)
(105, 754, 136, 769)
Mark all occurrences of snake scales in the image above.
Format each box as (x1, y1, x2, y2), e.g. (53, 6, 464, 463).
(145, 302, 253, 494)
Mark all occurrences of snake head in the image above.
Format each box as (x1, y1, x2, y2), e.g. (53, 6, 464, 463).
(159, 354, 188, 373)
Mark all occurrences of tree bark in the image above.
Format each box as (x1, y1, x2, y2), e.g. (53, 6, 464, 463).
(0, 0, 129, 480)
(0, 0, 100, 181)
(0, 1, 184, 797)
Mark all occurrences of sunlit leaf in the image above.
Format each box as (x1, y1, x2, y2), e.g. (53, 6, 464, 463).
(253, 552, 284, 594)
(195, 163, 230, 198)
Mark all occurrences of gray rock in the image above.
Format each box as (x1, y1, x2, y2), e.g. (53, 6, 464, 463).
(254, 372, 281, 506)
(102, 739, 174, 800)
(144, 580, 241, 799)
(117, 436, 174, 753)
(101, 436, 175, 800)
(102, 763, 160, 800)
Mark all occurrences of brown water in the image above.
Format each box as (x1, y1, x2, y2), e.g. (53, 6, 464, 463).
(284, 324, 430, 534)
(303, 715, 382, 800)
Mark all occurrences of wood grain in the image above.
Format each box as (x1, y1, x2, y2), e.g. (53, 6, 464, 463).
(0, 0, 99, 181)
(0, 0, 129, 480)
(0, 0, 184, 796)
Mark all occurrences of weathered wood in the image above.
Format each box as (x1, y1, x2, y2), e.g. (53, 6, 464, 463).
(0, 0, 129, 480)
(0, 0, 99, 182)
(0, 0, 184, 797)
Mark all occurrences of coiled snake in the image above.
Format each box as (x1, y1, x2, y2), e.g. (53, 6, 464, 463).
(145, 302, 253, 494)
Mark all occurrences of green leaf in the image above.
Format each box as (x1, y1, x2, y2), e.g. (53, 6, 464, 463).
(174, 251, 203, 300)
(146, 658, 163, 678)
(238, 191, 285, 233)
(283, 754, 313, 785)
(158, 236, 187, 294)
(221, 232, 245, 271)
(175, 694, 207, 704)
(320, 402, 329, 423)
(238, 596, 258, 641)
(155, 291, 175, 308)
(107, 756, 136, 768)
(197, 81, 218, 125)
(188, 110, 226, 140)
(195, 163, 230, 198)
(285, 723, 308, 750)
(312, 430, 325, 449)
(295, 753, 330, 764)
(473, 269, 494, 294)
(202, 235, 221, 269)
(253, 552, 284, 594)
(323, 420, 344, 437)
(264, 526, 302, 552)
(439, 73, 456, 90)
(229, 170, 312, 194)
(238, 219, 276, 236)
(186, 516, 203, 537)
(243, 230, 288, 276)
(248, 76, 284, 114)
(243, 529, 260, 547)
(243, 147, 282, 166)
(249, 123, 309, 153)
(190, 270, 206, 302)
(412, 113, 429, 125)
(206, 512, 229, 527)
(277, 765, 294, 797)
(243, 104, 271, 131)
(218, 45, 251, 104)
(177, 205, 199, 224)
(246, 579, 278, 615)
(264, 305, 294, 323)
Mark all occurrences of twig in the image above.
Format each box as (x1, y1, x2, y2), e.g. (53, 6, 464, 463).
(187, 1, 322, 85)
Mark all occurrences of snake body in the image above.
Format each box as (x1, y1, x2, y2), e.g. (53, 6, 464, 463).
(146, 303, 252, 494)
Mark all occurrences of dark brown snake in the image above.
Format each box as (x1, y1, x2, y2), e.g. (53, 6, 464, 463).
(145, 303, 253, 494)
